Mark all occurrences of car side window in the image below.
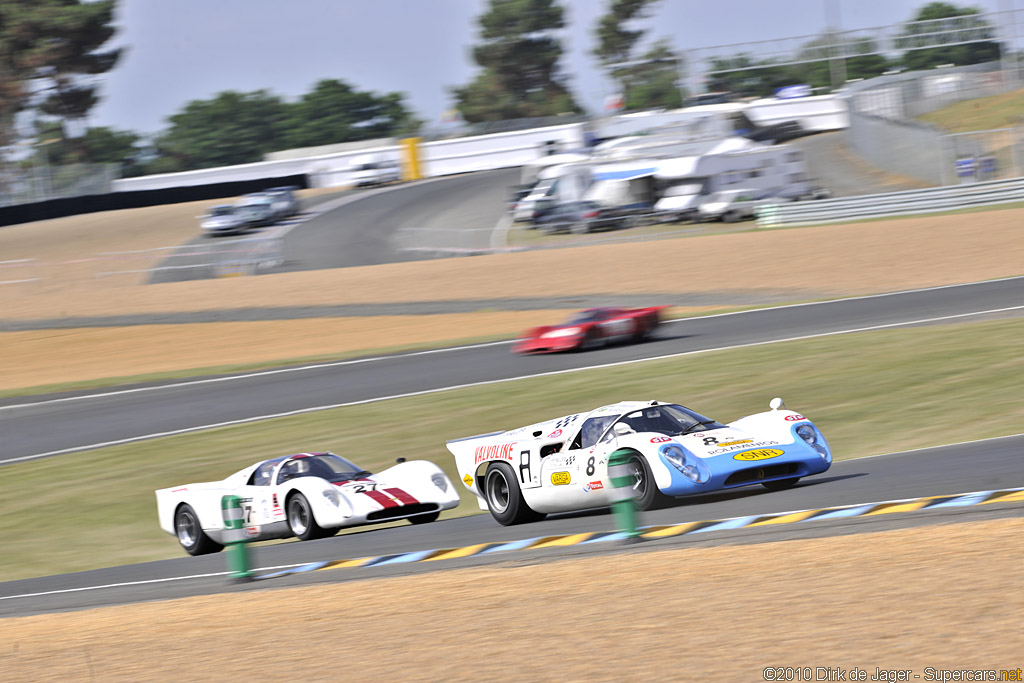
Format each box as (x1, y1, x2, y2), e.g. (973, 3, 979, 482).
(249, 462, 275, 486)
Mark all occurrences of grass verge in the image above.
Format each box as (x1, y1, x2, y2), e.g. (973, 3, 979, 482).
(1, 317, 1021, 581)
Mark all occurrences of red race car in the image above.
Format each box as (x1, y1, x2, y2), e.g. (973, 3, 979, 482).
(514, 306, 667, 354)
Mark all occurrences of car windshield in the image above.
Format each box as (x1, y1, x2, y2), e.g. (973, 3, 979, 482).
(276, 453, 367, 485)
(610, 404, 725, 437)
(210, 206, 234, 216)
(566, 309, 606, 324)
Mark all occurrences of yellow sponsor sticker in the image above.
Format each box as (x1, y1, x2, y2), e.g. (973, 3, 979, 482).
(463, 473, 473, 486)
(733, 448, 784, 461)
(718, 439, 752, 447)
(550, 471, 571, 485)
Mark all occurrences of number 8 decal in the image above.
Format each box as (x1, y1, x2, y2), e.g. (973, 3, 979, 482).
(586, 456, 595, 477)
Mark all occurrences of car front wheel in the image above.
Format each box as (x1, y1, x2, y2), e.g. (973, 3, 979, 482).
(286, 493, 331, 540)
(627, 455, 672, 511)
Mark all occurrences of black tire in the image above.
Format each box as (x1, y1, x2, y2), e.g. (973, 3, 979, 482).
(286, 492, 331, 540)
(408, 511, 441, 525)
(484, 462, 546, 525)
(175, 503, 223, 556)
(626, 455, 673, 511)
(578, 329, 600, 351)
(762, 477, 800, 491)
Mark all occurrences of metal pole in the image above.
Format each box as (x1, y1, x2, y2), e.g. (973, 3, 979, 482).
(221, 495, 253, 582)
(608, 450, 642, 544)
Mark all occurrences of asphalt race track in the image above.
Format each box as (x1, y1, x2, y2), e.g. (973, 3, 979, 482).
(1, 434, 1022, 617)
(3, 277, 1023, 464)
(148, 168, 520, 282)
(2, 277, 1023, 616)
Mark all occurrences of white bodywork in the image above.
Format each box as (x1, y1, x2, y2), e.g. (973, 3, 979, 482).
(156, 455, 460, 547)
(199, 205, 246, 234)
(447, 400, 819, 517)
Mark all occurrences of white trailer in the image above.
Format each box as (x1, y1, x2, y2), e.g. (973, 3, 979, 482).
(655, 144, 812, 221)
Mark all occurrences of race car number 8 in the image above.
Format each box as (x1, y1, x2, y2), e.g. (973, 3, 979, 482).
(586, 456, 595, 476)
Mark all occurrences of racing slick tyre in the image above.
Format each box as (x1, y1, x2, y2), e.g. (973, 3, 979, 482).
(762, 477, 800, 491)
(484, 462, 546, 525)
(286, 492, 332, 541)
(408, 511, 441, 525)
(175, 503, 224, 556)
(579, 329, 600, 351)
(629, 455, 673, 511)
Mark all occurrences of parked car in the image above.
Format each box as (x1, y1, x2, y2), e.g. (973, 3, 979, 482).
(350, 154, 401, 186)
(532, 200, 627, 234)
(263, 186, 301, 220)
(198, 204, 247, 236)
(156, 452, 460, 555)
(447, 398, 832, 525)
(234, 192, 277, 229)
(697, 189, 794, 223)
(514, 306, 665, 354)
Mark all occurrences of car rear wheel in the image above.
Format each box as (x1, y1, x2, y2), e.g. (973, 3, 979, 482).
(762, 477, 800, 491)
(408, 511, 441, 525)
(286, 493, 331, 541)
(484, 462, 546, 525)
(175, 504, 223, 556)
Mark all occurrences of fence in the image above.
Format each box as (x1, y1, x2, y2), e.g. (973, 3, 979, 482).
(757, 176, 1024, 227)
(845, 62, 1024, 186)
(0, 163, 119, 207)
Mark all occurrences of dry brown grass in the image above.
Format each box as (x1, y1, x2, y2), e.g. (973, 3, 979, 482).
(2, 517, 1020, 681)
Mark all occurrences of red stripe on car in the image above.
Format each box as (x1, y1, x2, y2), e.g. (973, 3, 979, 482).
(384, 488, 419, 505)
(363, 489, 397, 508)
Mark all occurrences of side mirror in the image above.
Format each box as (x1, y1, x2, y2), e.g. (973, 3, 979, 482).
(395, 457, 406, 464)
(769, 397, 785, 411)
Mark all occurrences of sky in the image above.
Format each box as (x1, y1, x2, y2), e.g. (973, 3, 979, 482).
(88, 0, 1012, 136)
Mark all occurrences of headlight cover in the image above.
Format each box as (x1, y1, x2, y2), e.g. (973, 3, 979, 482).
(431, 473, 449, 493)
(796, 424, 831, 462)
(541, 326, 582, 338)
(659, 443, 711, 484)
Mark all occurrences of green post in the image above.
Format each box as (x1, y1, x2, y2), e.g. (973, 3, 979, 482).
(608, 450, 642, 544)
(221, 495, 253, 581)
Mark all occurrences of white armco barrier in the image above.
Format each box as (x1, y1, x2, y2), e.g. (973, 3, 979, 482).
(111, 97, 843, 194)
(113, 123, 586, 193)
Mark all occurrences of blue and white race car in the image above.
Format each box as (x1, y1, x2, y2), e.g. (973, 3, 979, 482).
(447, 398, 832, 525)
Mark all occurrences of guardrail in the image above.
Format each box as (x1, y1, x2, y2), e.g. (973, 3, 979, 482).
(757, 176, 1024, 227)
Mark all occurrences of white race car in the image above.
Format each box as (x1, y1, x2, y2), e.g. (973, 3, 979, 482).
(156, 452, 460, 555)
(447, 399, 832, 525)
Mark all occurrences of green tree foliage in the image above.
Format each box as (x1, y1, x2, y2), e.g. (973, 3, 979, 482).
(593, 0, 681, 110)
(706, 55, 793, 98)
(152, 90, 290, 171)
(0, 0, 121, 148)
(80, 126, 143, 174)
(896, 2, 1000, 71)
(453, 0, 581, 122)
(284, 79, 420, 149)
(145, 81, 421, 173)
